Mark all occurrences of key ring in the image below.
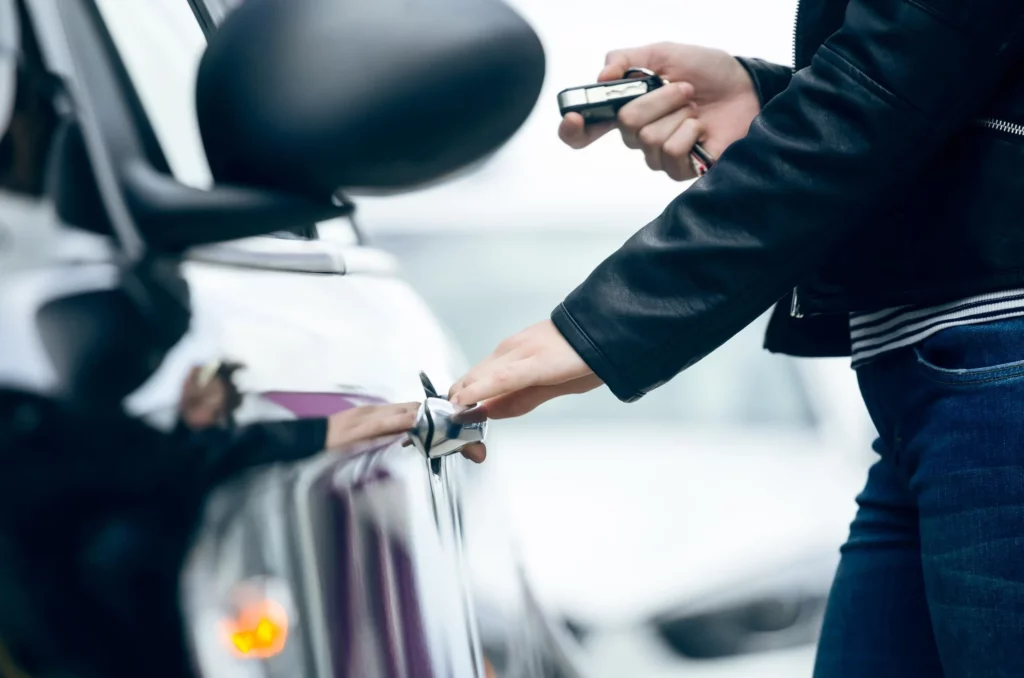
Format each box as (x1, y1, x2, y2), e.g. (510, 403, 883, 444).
(623, 67, 661, 82)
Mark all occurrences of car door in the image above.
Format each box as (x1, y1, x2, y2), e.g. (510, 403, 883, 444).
(172, 245, 486, 678)
(83, 1, 488, 675)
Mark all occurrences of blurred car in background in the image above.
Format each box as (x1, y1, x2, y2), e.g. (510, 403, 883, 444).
(370, 224, 873, 678)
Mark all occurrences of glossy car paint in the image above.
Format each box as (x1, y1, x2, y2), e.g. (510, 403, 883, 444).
(122, 231, 580, 678)
(5, 1, 574, 676)
(182, 435, 481, 678)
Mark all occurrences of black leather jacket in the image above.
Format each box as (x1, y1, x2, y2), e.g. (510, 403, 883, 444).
(551, 0, 1024, 402)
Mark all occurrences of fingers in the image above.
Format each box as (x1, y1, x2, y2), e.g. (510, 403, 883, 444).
(330, 403, 487, 465)
(637, 106, 696, 173)
(348, 407, 418, 439)
(662, 117, 706, 181)
(460, 443, 487, 464)
(599, 52, 630, 81)
(558, 113, 616, 150)
(560, 46, 668, 151)
(448, 352, 517, 403)
(453, 356, 542, 409)
(617, 82, 695, 149)
(325, 402, 420, 449)
(448, 328, 530, 400)
(480, 374, 604, 419)
(600, 45, 652, 81)
(450, 320, 592, 407)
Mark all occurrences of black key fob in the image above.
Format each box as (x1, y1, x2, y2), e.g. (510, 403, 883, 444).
(557, 67, 665, 124)
(556, 67, 715, 177)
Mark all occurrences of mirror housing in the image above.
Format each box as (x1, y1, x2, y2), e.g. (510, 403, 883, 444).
(196, 0, 545, 199)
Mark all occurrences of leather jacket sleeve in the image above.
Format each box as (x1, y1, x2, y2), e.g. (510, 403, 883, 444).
(177, 417, 329, 488)
(735, 57, 793, 107)
(552, 0, 1024, 402)
(0, 389, 327, 519)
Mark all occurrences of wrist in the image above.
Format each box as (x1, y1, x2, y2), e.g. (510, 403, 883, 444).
(733, 56, 793, 109)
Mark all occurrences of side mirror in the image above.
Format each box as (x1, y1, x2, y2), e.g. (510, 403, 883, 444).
(195, 0, 546, 199)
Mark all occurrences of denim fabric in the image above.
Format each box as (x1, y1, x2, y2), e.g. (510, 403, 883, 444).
(814, 316, 1024, 678)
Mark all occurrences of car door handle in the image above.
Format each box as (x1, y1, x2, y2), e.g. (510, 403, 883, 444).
(408, 371, 487, 459)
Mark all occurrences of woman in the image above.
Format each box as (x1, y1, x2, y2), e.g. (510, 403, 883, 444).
(450, 2, 1024, 676)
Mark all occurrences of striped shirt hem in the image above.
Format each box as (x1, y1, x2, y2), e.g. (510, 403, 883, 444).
(850, 289, 1024, 368)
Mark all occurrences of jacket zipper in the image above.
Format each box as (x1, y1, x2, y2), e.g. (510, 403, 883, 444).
(788, 0, 803, 318)
(791, 0, 802, 71)
(790, 287, 803, 318)
(976, 117, 1024, 137)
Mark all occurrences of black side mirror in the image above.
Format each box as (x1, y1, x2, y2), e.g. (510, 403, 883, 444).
(195, 0, 545, 199)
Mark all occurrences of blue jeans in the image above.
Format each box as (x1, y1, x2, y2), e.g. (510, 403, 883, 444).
(814, 317, 1024, 678)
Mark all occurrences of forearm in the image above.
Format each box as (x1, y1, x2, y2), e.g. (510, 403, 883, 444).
(194, 418, 328, 486)
(555, 0, 1023, 401)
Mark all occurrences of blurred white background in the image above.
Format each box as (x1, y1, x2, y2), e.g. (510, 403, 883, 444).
(358, 2, 877, 677)
(355, 0, 797, 232)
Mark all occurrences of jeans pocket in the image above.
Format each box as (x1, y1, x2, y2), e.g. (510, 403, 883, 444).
(913, 317, 1024, 385)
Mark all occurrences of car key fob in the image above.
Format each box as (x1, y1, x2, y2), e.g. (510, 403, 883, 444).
(557, 67, 666, 124)
(556, 67, 715, 177)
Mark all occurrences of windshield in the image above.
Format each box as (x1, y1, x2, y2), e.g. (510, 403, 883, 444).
(376, 229, 817, 430)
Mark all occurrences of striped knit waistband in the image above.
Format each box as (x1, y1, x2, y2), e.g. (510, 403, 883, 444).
(850, 289, 1024, 368)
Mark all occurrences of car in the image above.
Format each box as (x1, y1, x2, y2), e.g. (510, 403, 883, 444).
(0, 0, 584, 677)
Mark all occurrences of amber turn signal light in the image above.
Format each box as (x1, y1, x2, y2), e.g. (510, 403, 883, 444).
(220, 597, 289, 659)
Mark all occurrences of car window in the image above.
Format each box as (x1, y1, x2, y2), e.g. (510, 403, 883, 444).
(377, 230, 818, 430)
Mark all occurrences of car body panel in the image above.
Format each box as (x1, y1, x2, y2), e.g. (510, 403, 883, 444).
(147, 239, 580, 678)
(181, 437, 481, 678)
(125, 248, 463, 427)
(5, 1, 578, 677)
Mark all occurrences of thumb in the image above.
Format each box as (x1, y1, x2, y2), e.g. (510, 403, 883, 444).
(599, 46, 650, 81)
(480, 374, 603, 420)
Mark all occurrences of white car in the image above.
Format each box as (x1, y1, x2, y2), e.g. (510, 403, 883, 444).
(0, 0, 584, 676)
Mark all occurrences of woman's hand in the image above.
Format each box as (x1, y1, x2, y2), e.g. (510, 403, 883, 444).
(178, 363, 242, 430)
(558, 42, 761, 181)
(328, 402, 487, 463)
(449, 321, 604, 419)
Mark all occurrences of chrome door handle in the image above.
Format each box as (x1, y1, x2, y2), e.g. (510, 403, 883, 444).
(408, 371, 487, 459)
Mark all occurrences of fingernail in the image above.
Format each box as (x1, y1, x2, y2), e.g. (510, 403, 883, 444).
(450, 395, 460, 405)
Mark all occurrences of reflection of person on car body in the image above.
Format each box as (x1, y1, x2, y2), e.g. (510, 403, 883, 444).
(177, 362, 244, 430)
(175, 360, 486, 461)
(0, 380, 437, 678)
(451, 3, 1024, 675)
